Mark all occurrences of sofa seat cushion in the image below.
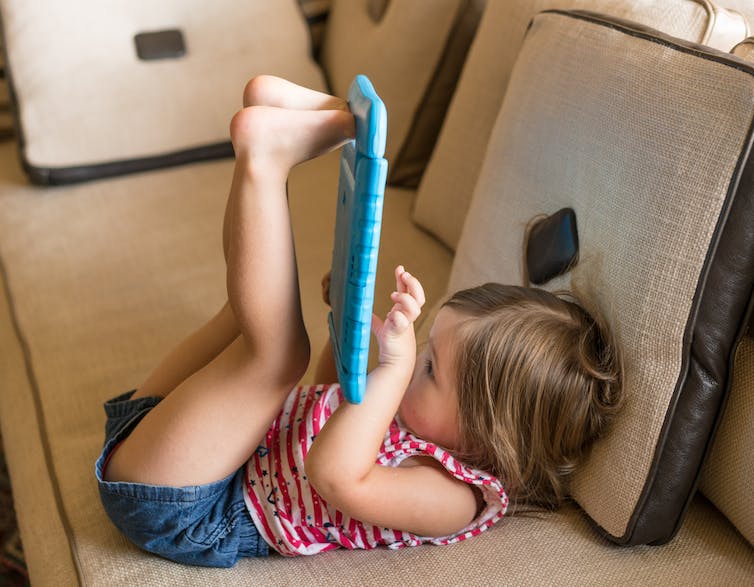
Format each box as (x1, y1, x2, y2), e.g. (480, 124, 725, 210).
(0, 0, 326, 184)
(0, 141, 451, 582)
(413, 0, 750, 251)
(0, 115, 752, 584)
(448, 9, 754, 545)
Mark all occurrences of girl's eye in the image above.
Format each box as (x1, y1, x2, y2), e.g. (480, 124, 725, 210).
(424, 357, 434, 380)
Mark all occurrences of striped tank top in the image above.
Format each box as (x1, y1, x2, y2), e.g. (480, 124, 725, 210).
(243, 384, 508, 556)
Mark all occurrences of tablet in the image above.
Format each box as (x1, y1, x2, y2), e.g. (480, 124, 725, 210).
(327, 75, 388, 404)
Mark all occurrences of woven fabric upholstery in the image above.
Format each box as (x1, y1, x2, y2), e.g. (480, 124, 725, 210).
(321, 0, 487, 187)
(0, 0, 325, 183)
(699, 335, 754, 547)
(412, 0, 749, 251)
(448, 10, 754, 544)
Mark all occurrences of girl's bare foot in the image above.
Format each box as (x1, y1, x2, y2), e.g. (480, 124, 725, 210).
(230, 105, 355, 173)
(243, 75, 349, 112)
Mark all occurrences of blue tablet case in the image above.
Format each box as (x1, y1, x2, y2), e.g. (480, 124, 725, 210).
(328, 75, 388, 404)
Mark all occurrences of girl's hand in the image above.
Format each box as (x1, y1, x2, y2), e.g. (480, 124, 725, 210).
(371, 266, 426, 372)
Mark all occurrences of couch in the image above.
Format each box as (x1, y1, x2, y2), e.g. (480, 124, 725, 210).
(1, 0, 753, 585)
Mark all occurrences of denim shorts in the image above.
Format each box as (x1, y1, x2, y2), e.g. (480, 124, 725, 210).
(94, 390, 269, 567)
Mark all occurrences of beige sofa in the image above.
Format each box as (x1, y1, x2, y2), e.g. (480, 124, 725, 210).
(1, 0, 754, 585)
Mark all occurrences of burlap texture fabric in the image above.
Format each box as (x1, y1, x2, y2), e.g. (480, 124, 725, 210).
(700, 335, 754, 547)
(0, 0, 325, 173)
(448, 11, 754, 540)
(413, 0, 749, 251)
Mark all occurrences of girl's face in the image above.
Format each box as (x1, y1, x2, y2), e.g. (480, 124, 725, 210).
(398, 306, 463, 450)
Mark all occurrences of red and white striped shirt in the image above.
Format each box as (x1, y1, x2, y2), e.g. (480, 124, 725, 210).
(243, 384, 508, 556)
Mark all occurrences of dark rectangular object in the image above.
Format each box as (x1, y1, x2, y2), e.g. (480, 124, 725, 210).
(526, 207, 579, 285)
(134, 29, 186, 61)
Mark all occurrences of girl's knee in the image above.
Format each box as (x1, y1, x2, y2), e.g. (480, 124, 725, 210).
(228, 106, 271, 164)
(237, 332, 310, 390)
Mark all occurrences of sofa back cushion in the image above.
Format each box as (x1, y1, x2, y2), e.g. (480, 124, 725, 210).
(733, 37, 754, 60)
(447, 9, 754, 545)
(321, 0, 486, 187)
(699, 335, 754, 548)
(0, 0, 326, 184)
(412, 0, 750, 251)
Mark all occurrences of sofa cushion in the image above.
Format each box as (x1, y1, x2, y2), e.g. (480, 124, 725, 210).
(699, 335, 754, 548)
(733, 37, 754, 59)
(320, 0, 486, 187)
(0, 158, 750, 578)
(447, 9, 754, 545)
(0, 0, 326, 184)
(413, 0, 750, 251)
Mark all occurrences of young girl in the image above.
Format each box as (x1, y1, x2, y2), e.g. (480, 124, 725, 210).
(95, 76, 623, 567)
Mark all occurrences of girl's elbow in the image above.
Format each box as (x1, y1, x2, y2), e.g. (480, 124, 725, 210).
(306, 452, 363, 508)
(305, 449, 337, 501)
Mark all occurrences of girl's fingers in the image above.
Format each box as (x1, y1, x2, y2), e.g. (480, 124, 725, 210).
(395, 265, 407, 294)
(387, 308, 409, 330)
(389, 292, 421, 322)
(400, 271, 426, 307)
(393, 265, 425, 308)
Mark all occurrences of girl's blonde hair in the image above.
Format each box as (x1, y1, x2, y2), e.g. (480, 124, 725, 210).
(443, 283, 623, 509)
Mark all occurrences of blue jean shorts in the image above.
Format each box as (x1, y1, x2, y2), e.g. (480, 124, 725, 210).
(94, 390, 269, 567)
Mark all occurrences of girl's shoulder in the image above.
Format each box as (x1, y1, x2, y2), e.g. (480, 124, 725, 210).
(379, 423, 509, 512)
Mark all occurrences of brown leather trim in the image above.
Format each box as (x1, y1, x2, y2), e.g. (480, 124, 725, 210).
(537, 10, 754, 546)
(22, 142, 234, 186)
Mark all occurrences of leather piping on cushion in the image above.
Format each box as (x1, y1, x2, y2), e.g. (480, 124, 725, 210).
(22, 142, 234, 186)
(388, 0, 487, 188)
(543, 10, 754, 545)
(636, 129, 754, 546)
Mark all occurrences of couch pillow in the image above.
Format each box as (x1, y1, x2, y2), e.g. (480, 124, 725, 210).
(732, 37, 754, 60)
(413, 0, 750, 251)
(448, 9, 754, 545)
(0, 0, 326, 184)
(321, 0, 486, 187)
(699, 336, 754, 548)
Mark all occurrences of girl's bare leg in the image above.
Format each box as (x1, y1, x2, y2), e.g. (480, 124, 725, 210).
(223, 76, 349, 262)
(105, 105, 355, 487)
(142, 75, 350, 395)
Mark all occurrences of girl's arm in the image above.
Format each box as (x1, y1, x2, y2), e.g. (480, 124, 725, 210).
(306, 267, 479, 537)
